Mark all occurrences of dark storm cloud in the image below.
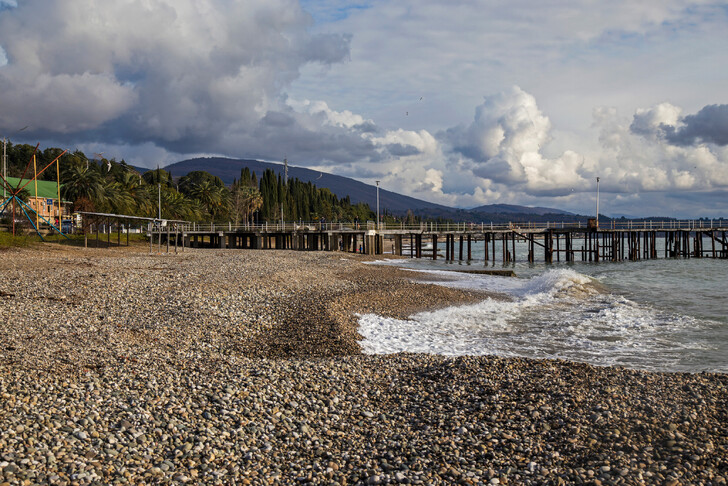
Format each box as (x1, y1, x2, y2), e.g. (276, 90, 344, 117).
(664, 104, 728, 146)
(631, 104, 728, 146)
(0, 0, 368, 166)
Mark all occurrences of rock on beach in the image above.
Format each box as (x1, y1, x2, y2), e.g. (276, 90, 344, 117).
(0, 244, 727, 485)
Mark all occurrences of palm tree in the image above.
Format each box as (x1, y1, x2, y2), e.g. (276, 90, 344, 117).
(161, 188, 203, 221)
(239, 186, 263, 225)
(117, 170, 152, 216)
(189, 180, 229, 221)
(99, 180, 135, 215)
(61, 165, 105, 210)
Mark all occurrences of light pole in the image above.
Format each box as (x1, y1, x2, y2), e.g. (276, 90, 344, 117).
(596, 177, 600, 228)
(2, 138, 6, 200)
(375, 180, 380, 230)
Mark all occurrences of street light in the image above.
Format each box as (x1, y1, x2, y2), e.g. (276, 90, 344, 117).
(596, 177, 600, 228)
(375, 180, 380, 230)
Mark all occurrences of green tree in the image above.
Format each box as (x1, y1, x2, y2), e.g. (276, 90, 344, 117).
(188, 179, 229, 221)
(178, 170, 225, 196)
(230, 183, 263, 225)
(60, 165, 105, 211)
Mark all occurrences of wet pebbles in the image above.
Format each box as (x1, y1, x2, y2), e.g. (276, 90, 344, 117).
(1, 245, 726, 485)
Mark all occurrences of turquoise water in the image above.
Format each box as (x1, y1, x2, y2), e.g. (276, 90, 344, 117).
(361, 242, 728, 374)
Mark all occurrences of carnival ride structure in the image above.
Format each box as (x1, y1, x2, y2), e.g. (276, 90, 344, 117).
(0, 143, 69, 240)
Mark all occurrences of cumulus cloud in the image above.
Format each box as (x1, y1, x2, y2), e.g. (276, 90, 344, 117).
(443, 86, 588, 196)
(422, 88, 728, 212)
(598, 103, 728, 192)
(629, 102, 728, 148)
(0, 0, 359, 162)
(630, 103, 682, 139)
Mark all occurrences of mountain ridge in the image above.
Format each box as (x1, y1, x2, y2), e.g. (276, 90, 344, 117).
(160, 157, 577, 220)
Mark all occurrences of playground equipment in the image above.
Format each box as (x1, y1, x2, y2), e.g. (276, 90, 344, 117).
(0, 143, 69, 240)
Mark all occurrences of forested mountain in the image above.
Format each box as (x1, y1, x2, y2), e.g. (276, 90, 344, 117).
(162, 157, 452, 213)
(3, 144, 586, 224)
(162, 157, 586, 222)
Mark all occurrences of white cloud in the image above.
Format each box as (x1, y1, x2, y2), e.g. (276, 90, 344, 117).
(444, 86, 588, 196)
(630, 103, 683, 139)
(287, 99, 370, 129)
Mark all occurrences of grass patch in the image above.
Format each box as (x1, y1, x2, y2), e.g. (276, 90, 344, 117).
(0, 229, 150, 248)
(0, 231, 33, 248)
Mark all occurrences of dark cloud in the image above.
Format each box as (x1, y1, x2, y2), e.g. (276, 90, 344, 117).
(0, 0, 362, 166)
(262, 111, 296, 128)
(352, 121, 379, 133)
(631, 104, 728, 146)
(300, 33, 353, 64)
(386, 143, 421, 157)
(664, 104, 728, 146)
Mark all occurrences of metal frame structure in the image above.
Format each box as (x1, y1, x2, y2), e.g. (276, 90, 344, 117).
(0, 143, 68, 240)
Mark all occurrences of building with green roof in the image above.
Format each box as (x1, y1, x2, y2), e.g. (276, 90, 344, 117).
(1, 176, 71, 223)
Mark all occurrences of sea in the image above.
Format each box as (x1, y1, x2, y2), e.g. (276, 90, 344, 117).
(359, 238, 728, 374)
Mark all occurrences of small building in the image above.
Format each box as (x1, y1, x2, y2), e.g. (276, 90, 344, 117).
(1, 177, 72, 223)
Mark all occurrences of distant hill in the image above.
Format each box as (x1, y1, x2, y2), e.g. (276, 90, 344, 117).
(159, 157, 580, 221)
(469, 204, 573, 216)
(161, 157, 452, 213)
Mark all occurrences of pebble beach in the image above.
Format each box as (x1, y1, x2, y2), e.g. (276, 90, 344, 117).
(0, 245, 726, 485)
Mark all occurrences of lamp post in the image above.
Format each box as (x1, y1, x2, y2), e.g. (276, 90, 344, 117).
(375, 180, 380, 230)
(2, 138, 6, 200)
(596, 177, 600, 229)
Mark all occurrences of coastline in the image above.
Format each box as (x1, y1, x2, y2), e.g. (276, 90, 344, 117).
(1, 245, 726, 484)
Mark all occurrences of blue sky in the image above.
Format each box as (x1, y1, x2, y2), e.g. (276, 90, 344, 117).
(1, 0, 727, 218)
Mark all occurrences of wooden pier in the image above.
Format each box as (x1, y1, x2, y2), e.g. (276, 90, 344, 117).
(170, 221, 728, 263)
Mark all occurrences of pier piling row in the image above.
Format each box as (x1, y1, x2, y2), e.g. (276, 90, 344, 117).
(170, 226, 728, 262)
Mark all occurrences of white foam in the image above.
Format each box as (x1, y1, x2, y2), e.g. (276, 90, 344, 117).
(357, 266, 725, 372)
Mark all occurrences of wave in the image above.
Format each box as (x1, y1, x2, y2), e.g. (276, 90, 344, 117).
(358, 266, 726, 373)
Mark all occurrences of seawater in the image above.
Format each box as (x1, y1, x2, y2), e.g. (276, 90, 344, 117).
(359, 241, 728, 374)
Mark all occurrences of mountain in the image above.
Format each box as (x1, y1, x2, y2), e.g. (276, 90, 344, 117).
(469, 203, 573, 216)
(161, 157, 452, 213)
(159, 157, 578, 220)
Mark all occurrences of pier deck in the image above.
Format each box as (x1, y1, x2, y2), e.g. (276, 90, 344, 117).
(169, 221, 728, 262)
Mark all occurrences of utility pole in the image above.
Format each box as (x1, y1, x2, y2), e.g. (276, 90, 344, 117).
(2, 138, 6, 200)
(596, 177, 600, 229)
(157, 165, 162, 220)
(282, 157, 288, 226)
(376, 180, 380, 230)
(2, 126, 29, 199)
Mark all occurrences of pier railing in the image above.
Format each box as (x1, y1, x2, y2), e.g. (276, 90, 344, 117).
(175, 219, 727, 233)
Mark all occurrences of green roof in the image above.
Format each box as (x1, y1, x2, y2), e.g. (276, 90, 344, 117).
(3, 176, 65, 199)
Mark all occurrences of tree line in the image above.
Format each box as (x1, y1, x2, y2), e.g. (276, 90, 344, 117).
(1, 143, 376, 224)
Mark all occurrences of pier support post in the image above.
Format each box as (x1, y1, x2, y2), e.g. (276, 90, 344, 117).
(394, 235, 403, 256)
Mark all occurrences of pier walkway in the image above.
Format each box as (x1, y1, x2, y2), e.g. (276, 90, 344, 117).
(168, 220, 728, 262)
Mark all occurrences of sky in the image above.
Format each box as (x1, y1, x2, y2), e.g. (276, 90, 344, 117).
(1, 0, 727, 218)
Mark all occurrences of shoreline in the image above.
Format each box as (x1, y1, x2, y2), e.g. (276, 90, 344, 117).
(1, 245, 726, 484)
